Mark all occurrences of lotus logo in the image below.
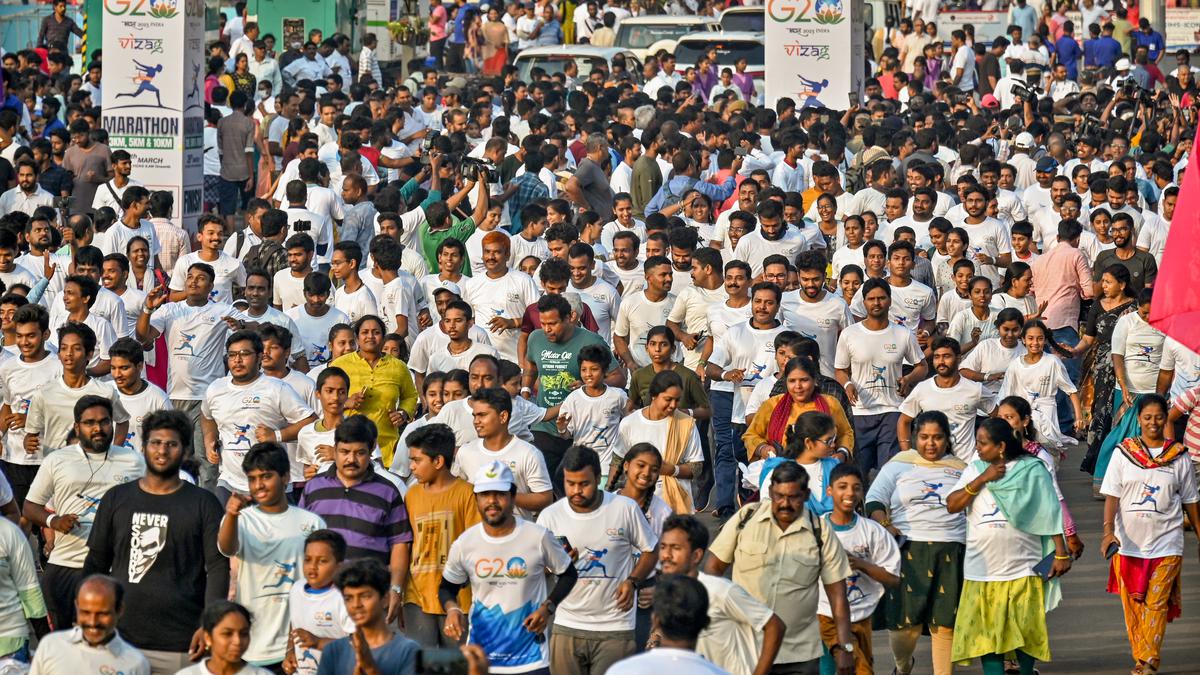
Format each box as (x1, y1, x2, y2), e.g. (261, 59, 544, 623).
(147, 0, 178, 17)
(485, 467, 498, 478)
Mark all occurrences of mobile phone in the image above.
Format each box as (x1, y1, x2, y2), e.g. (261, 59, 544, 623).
(1105, 542, 1119, 560)
(734, 146, 749, 157)
(848, 91, 859, 107)
(1032, 552, 1056, 580)
(416, 647, 468, 674)
(556, 535, 572, 552)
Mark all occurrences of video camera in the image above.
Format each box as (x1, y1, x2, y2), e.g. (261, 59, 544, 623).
(460, 156, 499, 183)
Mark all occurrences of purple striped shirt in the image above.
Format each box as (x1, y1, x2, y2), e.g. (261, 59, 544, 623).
(300, 468, 413, 561)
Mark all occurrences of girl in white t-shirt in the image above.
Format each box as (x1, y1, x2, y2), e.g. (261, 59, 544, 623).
(947, 276, 1000, 354)
(998, 321, 1085, 450)
(615, 442, 674, 649)
(176, 602, 274, 675)
(960, 308, 1028, 400)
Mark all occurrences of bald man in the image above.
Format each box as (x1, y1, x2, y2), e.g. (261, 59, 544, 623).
(30, 575, 149, 674)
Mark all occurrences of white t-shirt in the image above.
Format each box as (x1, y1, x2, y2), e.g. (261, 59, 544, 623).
(816, 515, 901, 622)
(331, 283, 378, 324)
(780, 290, 851, 377)
(667, 284, 726, 369)
(614, 291, 676, 369)
(225, 505, 326, 664)
(865, 460, 967, 543)
(733, 229, 808, 277)
(615, 410, 704, 506)
(425, 341, 500, 375)
(25, 444, 145, 568)
(0, 353, 61, 464)
(442, 519, 574, 674)
(955, 460, 1044, 582)
(834, 323, 924, 415)
(946, 307, 1001, 347)
(695, 572, 774, 675)
(27, 626, 151, 675)
(376, 277, 420, 340)
(26, 377, 130, 456)
(570, 278, 622, 343)
(407, 324, 492, 375)
(558, 386, 628, 472)
(117, 382, 172, 452)
(1111, 312, 1166, 395)
(1100, 446, 1200, 559)
(953, 218, 1013, 285)
(463, 270, 540, 361)
(149, 301, 247, 400)
(273, 269, 308, 311)
(286, 306, 351, 368)
(453, 436, 553, 520)
(170, 251, 247, 305)
(1160, 337, 1200, 403)
(605, 261, 645, 299)
(536, 493, 657, 632)
(708, 321, 788, 422)
(201, 375, 314, 491)
(850, 280, 936, 332)
(49, 287, 132, 339)
(936, 291, 971, 327)
(47, 310, 118, 372)
(609, 648, 731, 675)
(960, 337, 1027, 399)
(288, 582, 356, 675)
(899, 377, 996, 461)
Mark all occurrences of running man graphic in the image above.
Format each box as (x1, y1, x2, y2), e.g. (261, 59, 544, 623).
(1132, 483, 1161, 511)
(866, 365, 888, 388)
(797, 75, 830, 108)
(116, 60, 165, 108)
(264, 561, 297, 589)
(844, 573, 866, 601)
(577, 548, 609, 577)
(175, 332, 198, 356)
(188, 62, 201, 101)
(77, 494, 103, 520)
(230, 423, 253, 447)
(917, 481, 945, 506)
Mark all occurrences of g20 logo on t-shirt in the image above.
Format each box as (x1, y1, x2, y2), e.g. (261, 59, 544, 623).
(882, 342, 898, 353)
(241, 395, 263, 407)
(475, 556, 529, 579)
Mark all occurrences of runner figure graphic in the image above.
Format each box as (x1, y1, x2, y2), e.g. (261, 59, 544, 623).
(117, 60, 165, 107)
(797, 75, 830, 108)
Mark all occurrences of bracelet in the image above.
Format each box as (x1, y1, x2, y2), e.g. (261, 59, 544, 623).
(964, 484, 979, 496)
(46, 514, 56, 528)
(1054, 554, 1071, 560)
(274, 429, 282, 442)
(672, 464, 681, 477)
(520, 386, 532, 394)
(447, 606, 464, 616)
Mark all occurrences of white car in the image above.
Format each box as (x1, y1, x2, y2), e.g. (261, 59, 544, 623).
(514, 46, 645, 85)
(673, 32, 765, 105)
(717, 6, 763, 32)
(613, 16, 720, 60)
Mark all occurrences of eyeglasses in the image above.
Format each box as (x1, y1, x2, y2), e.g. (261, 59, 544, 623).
(226, 350, 258, 359)
(818, 436, 838, 447)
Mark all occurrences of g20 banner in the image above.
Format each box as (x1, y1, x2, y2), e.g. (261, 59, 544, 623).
(765, 0, 864, 110)
(101, 0, 203, 231)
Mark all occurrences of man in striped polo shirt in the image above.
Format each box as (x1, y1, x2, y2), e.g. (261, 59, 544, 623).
(300, 415, 413, 625)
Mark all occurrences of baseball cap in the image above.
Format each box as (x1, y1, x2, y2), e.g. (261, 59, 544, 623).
(1035, 156, 1058, 172)
(1115, 58, 1131, 71)
(432, 280, 463, 297)
(981, 93, 999, 109)
(1014, 132, 1035, 149)
(473, 460, 515, 493)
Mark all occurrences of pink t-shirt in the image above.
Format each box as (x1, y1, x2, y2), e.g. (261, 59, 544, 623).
(1172, 386, 1200, 463)
(430, 5, 448, 41)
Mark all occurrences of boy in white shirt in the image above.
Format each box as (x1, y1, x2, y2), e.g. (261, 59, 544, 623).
(169, 215, 247, 305)
(284, 529, 355, 675)
(555, 345, 627, 485)
(330, 241, 378, 323)
(108, 337, 172, 452)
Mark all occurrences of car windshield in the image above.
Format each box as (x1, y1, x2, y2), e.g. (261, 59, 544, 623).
(615, 23, 704, 49)
(675, 39, 764, 67)
(720, 11, 763, 32)
(517, 55, 608, 81)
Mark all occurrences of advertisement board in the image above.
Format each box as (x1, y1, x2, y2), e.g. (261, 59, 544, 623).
(765, 0, 864, 109)
(101, 0, 203, 231)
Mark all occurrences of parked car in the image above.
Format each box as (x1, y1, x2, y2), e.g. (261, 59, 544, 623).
(613, 16, 720, 60)
(514, 46, 645, 84)
(718, 6, 763, 32)
(673, 32, 764, 104)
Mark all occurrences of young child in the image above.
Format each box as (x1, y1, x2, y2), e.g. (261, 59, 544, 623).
(218, 442, 326, 671)
(402, 423, 480, 645)
(382, 333, 408, 361)
(284, 530, 355, 675)
(998, 320, 1085, 451)
(933, 226, 969, 298)
(947, 276, 999, 354)
(935, 259, 974, 333)
(830, 214, 866, 282)
(817, 463, 901, 674)
(307, 323, 355, 382)
(557, 345, 628, 487)
(1010, 220, 1039, 262)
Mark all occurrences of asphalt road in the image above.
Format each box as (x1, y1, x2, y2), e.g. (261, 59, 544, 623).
(700, 444, 1200, 674)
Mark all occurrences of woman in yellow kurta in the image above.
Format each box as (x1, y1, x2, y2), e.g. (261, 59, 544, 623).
(743, 356, 854, 462)
(331, 315, 418, 465)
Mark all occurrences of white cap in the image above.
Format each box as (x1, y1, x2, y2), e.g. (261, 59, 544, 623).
(472, 460, 514, 493)
(1115, 58, 1131, 71)
(432, 280, 463, 297)
(1014, 132, 1035, 149)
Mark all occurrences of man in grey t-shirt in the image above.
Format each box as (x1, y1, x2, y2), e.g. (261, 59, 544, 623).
(565, 133, 615, 221)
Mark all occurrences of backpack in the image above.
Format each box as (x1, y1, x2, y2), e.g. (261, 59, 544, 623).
(242, 239, 286, 276)
(844, 153, 868, 193)
(659, 176, 698, 211)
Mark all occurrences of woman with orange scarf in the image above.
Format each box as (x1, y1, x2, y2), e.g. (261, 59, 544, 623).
(743, 356, 854, 463)
(613, 370, 704, 514)
(1100, 394, 1200, 675)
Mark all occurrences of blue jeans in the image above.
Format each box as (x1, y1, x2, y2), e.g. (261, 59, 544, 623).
(710, 390, 740, 513)
(854, 412, 901, 475)
(1052, 327, 1081, 432)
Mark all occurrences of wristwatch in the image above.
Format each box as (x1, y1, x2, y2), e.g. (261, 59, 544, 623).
(389, 584, 404, 595)
(832, 642, 855, 655)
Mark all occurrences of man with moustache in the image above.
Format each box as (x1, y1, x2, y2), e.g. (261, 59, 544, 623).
(29, 575, 149, 673)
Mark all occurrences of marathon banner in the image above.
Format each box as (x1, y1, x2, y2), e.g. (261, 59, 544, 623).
(764, 0, 864, 110)
(1150, 121, 1200, 352)
(101, 0, 204, 231)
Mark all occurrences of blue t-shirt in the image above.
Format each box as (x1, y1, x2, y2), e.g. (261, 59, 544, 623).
(316, 632, 418, 675)
(1054, 35, 1083, 79)
(1089, 36, 1123, 68)
(1134, 30, 1166, 62)
(450, 3, 478, 44)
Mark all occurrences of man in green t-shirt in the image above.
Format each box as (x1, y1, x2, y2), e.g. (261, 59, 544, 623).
(417, 157, 490, 274)
(522, 293, 619, 492)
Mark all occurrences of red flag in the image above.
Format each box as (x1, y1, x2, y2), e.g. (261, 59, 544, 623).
(1150, 126, 1200, 351)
